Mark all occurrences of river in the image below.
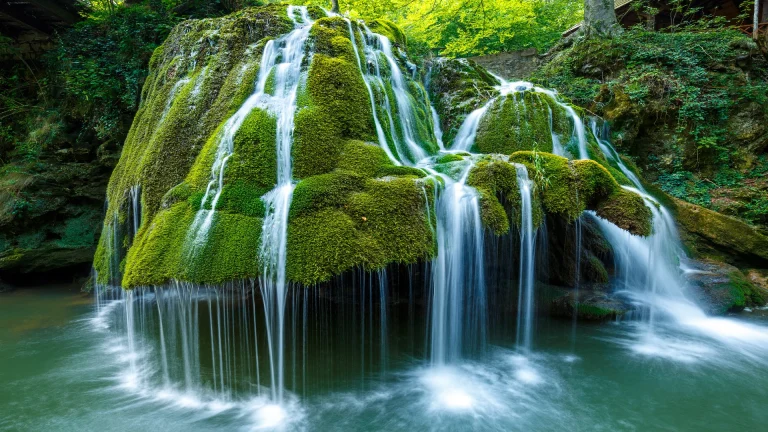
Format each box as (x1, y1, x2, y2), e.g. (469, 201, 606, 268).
(2, 284, 768, 431)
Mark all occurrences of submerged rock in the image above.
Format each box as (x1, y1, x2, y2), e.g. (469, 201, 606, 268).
(550, 287, 632, 321)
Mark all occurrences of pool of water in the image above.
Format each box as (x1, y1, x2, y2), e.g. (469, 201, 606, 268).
(2, 285, 768, 431)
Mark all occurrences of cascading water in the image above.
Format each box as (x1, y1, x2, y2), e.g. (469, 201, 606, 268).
(256, 6, 314, 404)
(186, 7, 313, 250)
(376, 35, 429, 164)
(345, 19, 401, 166)
(514, 164, 536, 352)
(428, 163, 487, 365)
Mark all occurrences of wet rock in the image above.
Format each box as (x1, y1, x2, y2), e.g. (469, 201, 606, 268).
(686, 260, 765, 314)
(550, 286, 631, 321)
(747, 269, 768, 299)
(673, 198, 768, 265)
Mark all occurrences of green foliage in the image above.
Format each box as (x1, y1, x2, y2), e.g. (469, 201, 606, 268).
(292, 0, 583, 58)
(51, 4, 177, 140)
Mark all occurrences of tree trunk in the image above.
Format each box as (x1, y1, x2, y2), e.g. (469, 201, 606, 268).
(582, 0, 621, 38)
(331, 0, 340, 14)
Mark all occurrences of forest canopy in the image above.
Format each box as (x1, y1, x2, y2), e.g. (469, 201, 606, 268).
(291, 0, 583, 57)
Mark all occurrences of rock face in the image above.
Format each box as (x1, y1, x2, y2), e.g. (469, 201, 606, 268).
(0, 138, 117, 285)
(686, 259, 765, 314)
(470, 49, 541, 81)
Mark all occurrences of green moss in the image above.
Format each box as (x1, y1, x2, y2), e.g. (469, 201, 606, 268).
(292, 106, 342, 178)
(436, 153, 465, 164)
(477, 188, 510, 235)
(345, 177, 434, 268)
(227, 108, 278, 189)
(290, 170, 365, 218)
(509, 151, 652, 235)
(673, 197, 768, 262)
(305, 53, 373, 140)
(336, 140, 392, 177)
(475, 92, 555, 155)
(122, 202, 263, 287)
(286, 209, 379, 286)
(467, 160, 520, 199)
(311, 18, 357, 64)
(377, 165, 427, 178)
(466, 160, 522, 233)
(216, 182, 268, 217)
(427, 58, 499, 143)
(595, 189, 653, 237)
(93, 5, 296, 286)
(368, 19, 406, 46)
(728, 270, 765, 307)
(161, 182, 193, 208)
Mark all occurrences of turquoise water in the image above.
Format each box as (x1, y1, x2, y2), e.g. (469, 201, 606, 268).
(2, 286, 768, 431)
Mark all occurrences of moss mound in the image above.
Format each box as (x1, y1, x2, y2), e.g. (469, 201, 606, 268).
(94, 8, 438, 288)
(474, 91, 556, 154)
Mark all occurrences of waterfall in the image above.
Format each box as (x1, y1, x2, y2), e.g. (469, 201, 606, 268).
(431, 106, 445, 150)
(547, 105, 565, 157)
(345, 20, 402, 166)
(257, 6, 314, 404)
(514, 164, 536, 352)
(376, 35, 428, 163)
(429, 163, 487, 365)
(451, 103, 491, 152)
(585, 118, 696, 327)
(187, 6, 313, 248)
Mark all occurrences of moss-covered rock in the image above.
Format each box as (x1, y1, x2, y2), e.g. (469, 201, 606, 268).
(532, 29, 768, 230)
(687, 259, 765, 314)
(474, 91, 555, 154)
(426, 58, 498, 143)
(509, 151, 652, 236)
(94, 8, 441, 288)
(673, 197, 768, 265)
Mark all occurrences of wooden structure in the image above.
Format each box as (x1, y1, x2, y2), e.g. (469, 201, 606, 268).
(564, 0, 768, 36)
(0, 0, 81, 57)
